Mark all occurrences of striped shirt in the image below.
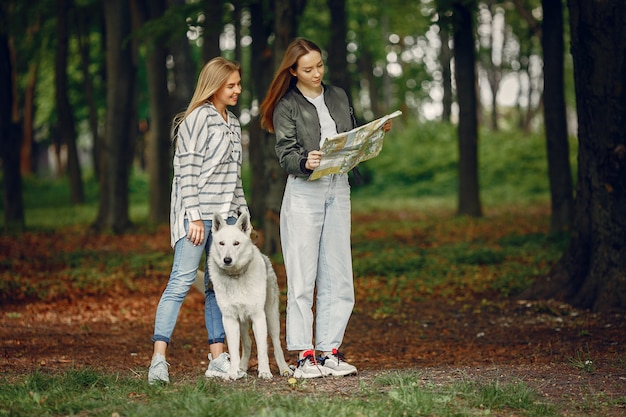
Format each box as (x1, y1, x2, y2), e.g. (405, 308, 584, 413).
(169, 103, 248, 247)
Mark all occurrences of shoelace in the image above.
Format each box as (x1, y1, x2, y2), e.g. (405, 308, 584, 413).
(151, 356, 170, 368)
(332, 349, 347, 362)
(298, 353, 318, 367)
(318, 348, 346, 365)
(211, 354, 231, 372)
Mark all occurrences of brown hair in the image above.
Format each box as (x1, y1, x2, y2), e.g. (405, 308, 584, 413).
(172, 57, 241, 138)
(259, 38, 322, 133)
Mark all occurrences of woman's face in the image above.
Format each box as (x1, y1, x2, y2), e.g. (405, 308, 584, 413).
(212, 70, 242, 110)
(291, 50, 324, 91)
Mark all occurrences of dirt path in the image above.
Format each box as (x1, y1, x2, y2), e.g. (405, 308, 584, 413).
(2, 279, 625, 416)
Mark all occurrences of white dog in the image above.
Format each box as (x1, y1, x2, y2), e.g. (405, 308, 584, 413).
(206, 212, 292, 380)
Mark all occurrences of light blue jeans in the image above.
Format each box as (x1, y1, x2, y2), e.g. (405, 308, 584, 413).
(152, 217, 236, 345)
(281, 174, 355, 353)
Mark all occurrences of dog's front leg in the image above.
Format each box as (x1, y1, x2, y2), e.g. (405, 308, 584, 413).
(251, 312, 272, 379)
(223, 316, 243, 380)
(240, 321, 251, 372)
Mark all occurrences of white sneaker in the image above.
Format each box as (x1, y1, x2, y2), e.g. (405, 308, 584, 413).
(293, 350, 331, 379)
(148, 353, 170, 384)
(205, 353, 246, 379)
(320, 349, 357, 376)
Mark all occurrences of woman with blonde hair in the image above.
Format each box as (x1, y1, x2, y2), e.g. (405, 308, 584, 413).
(260, 38, 391, 379)
(148, 57, 249, 384)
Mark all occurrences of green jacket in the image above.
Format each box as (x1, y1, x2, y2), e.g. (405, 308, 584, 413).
(273, 84, 355, 177)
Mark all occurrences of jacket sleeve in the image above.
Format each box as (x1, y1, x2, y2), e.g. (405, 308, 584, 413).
(273, 100, 311, 176)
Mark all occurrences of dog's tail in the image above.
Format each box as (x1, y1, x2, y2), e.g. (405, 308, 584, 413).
(193, 270, 205, 294)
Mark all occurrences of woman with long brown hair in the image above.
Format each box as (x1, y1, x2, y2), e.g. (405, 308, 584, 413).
(260, 38, 391, 379)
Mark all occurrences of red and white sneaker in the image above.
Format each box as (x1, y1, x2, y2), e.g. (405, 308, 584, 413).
(319, 349, 357, 376)
(293, 350, 331, 379)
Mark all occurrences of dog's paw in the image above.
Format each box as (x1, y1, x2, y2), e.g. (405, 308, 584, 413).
(280, 367, 294, 377)
(258, 370, 273, 380)
(228, 370, 247, 380)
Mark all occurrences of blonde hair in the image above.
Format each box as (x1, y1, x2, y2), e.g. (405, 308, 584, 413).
(172, 57, 241, 138)
(259, 38, 322, 133)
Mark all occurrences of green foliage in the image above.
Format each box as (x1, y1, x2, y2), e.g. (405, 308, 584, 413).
(0, 369, 558, 417)
(353, 119, 578, 208)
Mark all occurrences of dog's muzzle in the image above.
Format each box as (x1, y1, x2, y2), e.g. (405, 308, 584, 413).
(223, 257, 233, 266)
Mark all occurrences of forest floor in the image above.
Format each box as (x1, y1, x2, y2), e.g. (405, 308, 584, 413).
(1, 215, 625, 416)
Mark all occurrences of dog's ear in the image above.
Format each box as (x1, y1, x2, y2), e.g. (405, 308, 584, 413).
(237, 211, 252, 237)
(212, 213, 225, 233)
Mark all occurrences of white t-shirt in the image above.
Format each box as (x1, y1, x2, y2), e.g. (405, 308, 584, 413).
(306, 90, 338, 147)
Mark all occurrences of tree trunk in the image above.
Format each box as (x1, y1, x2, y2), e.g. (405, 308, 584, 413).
(0, 10, 25, 233)
(259, 0, 303, 255)
(541, 0, 573, 233)
(203, 0, 222, 60)
(482, 2, 501, 131)
(439, 23, 453, 123)
(19, 16, 41, 176)
(95, 0, 136, 233)
(233, 0, 243, 70)
(56, 0, 84, 204)
(359, 49, 380, 118)
(75, 4, 102, 180)
(327, 0, 351, 94)
(167, 0, 196, 116)
(21, 60, 37, 175)
(248, 0, 273, 232)
(523, 0, 626, 312)
(453, 1, 482, 217)
(136, 0, 171, 224)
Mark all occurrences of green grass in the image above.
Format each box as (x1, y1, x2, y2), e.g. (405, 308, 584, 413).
(0, 170, 150, 229)
(0, 369, 556, 417)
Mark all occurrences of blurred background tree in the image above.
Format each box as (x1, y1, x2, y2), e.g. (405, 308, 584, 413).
(0, 0, 623, 311)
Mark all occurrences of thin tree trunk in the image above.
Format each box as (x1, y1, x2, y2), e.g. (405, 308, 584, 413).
(75, 6, 101, 180)
(137, 0, 171, 224)
(248, 0, 272, 230)
(359, 49, 380, 117)
(439, 23, 453, 123)
(56, 0, 84, 204)
(0, 11, 25, 233)
(203, 0, 222, 60)
(541, 0, 573, 233)
(20, 16, 42, 176)
(96, 0, 136, 233)
(453, 1, 482, 217)
(483, 1, 501, 131)
(167, 0, 196, 116)
(21, 61, 37, 175)
(260, 0, 301, 255)
(327, 0, 350, 94)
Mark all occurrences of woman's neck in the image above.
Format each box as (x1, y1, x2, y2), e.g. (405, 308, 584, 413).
(297, 82, 323, 99)
(211, 101, 228, 121)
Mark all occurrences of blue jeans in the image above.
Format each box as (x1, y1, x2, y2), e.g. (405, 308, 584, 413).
(280, 174, 355, 352)
(152, 217, 236, 345)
